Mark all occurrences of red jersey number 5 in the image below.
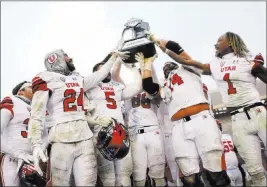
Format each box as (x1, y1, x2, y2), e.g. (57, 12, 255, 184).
(105, 91, 117, 109)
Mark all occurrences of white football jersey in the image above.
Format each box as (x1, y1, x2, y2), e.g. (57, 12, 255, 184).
(32, 71, 86, 128)
(163, 66, 208, 120)
(209, 53, 261, 107)
(85, 80, 125, 127)
(221, 133, 239, 169)
(124, 91, 159, 128)
(1, 96, 31, 153)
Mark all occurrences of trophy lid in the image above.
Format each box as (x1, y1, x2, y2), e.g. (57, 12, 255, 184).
(124, 17, 143, 28)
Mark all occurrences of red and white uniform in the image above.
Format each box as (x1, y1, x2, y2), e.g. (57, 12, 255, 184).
(209, 53, 262, 107)
(221, 134, 243, 186)
(29, 70, 113, 186)
(208, 53, 266, 186)
(162, 65, 223, 176)
(164, 66, 208, 119)
(124, 92, 165, 185)
(0, 96, 31, 186)
(86, 79, 141, 186)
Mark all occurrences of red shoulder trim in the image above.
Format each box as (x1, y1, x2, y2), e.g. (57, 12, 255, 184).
(0, 97, 14, 116)
(32, 76, 50, 94)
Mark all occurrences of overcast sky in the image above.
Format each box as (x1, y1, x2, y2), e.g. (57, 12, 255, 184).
(1, 1, 266, 98)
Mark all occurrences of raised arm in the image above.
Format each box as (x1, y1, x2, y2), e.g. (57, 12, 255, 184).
(121, 67, 142, 100)
(141, 53, 161, 97)
(83, 51, 129, 91)
(146, 33, 211, 75)
(111, 56, 125, 84)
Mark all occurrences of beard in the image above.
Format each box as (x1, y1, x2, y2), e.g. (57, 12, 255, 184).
(216, 46, 233, 58)
(66, 59, 76, 72)
(102, 73, 111, 83)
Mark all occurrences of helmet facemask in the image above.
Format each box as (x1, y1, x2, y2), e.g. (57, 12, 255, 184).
(163, 62, 178, 79)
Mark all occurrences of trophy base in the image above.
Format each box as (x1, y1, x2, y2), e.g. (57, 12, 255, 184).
(120, 42, 156, 64)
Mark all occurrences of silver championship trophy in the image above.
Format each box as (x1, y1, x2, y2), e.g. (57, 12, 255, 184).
(119, 18, 156, 64)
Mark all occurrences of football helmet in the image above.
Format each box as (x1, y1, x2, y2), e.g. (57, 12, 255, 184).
(96, 118, 130, 161)
(163, 62, 178, 79)
(44, 49, 75, 75)
(18, 162, 46, 187)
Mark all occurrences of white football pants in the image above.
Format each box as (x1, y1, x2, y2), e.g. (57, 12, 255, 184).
(231, 105, 266, 186)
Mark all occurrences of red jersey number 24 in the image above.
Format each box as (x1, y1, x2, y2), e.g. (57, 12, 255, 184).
(63, 88, 84, 112)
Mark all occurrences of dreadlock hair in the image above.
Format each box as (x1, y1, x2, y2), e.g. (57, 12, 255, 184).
(12, 81, 28, 95)
(92, 62, 105, 72)
(225, 32, 250, 58)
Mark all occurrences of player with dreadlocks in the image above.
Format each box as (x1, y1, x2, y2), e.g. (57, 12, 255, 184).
(146, 31, 267, 186)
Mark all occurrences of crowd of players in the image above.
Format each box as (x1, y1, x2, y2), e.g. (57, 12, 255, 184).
(1, 30, 266, 187)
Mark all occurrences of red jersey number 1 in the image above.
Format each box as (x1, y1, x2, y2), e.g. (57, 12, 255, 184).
(223, 73, 237, 95)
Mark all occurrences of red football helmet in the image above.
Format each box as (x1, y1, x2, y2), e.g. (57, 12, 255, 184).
(18, 162, 46, 187)
(96, 118, 130, 161)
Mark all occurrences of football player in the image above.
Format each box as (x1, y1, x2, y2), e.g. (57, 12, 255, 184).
(148, 32, 267, 186)
(85, 53, 143, 186)
(141, 36, 231, 186)
(123, 54, 165, 187)
(1, 81, 34, 186)
(28, 49, 127, 186)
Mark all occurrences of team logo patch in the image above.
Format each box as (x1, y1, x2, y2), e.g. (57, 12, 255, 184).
(47, 53, 58, 64)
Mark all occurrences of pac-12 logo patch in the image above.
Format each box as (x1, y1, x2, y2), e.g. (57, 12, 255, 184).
(47, 53, 58, 64)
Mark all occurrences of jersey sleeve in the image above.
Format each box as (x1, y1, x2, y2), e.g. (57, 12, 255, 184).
(0, 96, 14, 117)
(121, 68, 142, 100)
(83, 56, 116, 92)
(1, 106, 14, 155)
(32, 72, 52, 95)
(28, 83, 50, 149)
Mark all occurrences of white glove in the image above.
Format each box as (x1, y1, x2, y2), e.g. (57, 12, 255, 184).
(112, 51, 130, 61)
(144, 30, 160, 46)
(160, 87, 172, 104)
(93, 116, 113, 127)
(135, 52, 145, 71)
(32, 146, 48, 176)
(143, 54, 158, 71)
(14, 151, 33, 164)
(86, 114, 113, 127)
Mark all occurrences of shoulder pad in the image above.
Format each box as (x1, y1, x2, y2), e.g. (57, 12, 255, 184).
(32, 71, 52, 94)
(0, 96, 14, 116)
